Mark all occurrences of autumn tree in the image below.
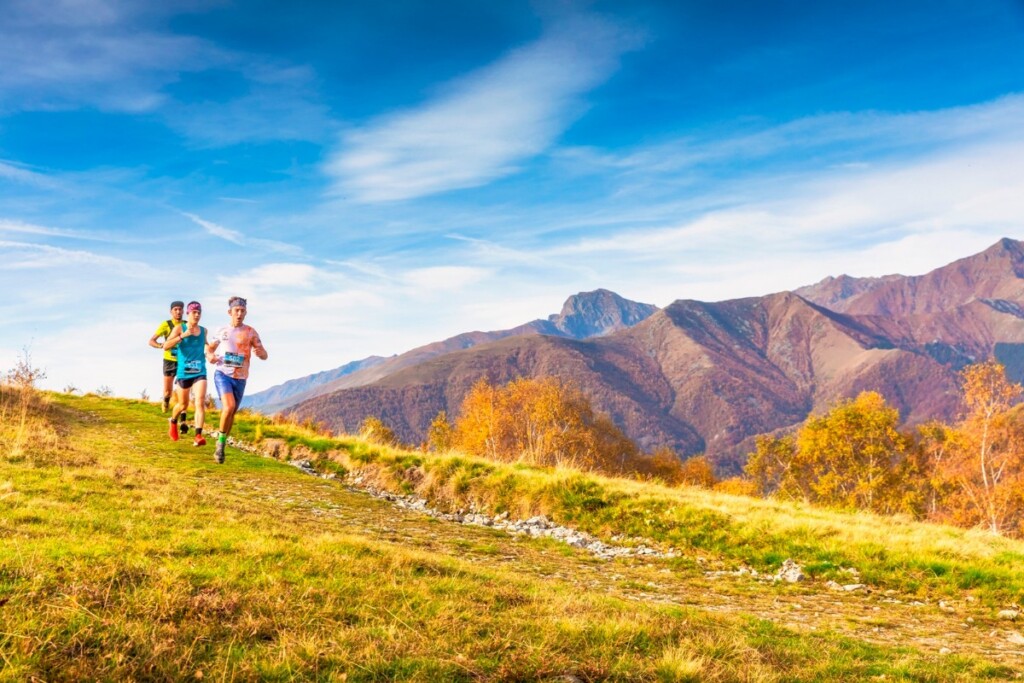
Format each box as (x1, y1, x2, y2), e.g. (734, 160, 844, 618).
(426, 410, 454, 452)
(453, 379, 500, 460)
(358, 416, 400, 447)
(745, 433, 797, 497)
(677, 454, 718, 488)
(934, 361, 1024, 535)
(629, 446, 688, 485)
(451, 376, 638, 470)
(745, 392, 917, 514)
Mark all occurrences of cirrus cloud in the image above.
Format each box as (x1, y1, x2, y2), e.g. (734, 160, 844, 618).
(325, 14, 642, 202)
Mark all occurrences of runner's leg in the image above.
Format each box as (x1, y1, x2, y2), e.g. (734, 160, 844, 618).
(219, 390, 237, 436)
(192, 379, 208, 446)
(162, 364, 174, 411)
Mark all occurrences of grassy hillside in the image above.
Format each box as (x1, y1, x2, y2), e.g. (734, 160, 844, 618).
(235, 409, 1024, 608)
(1, 391, 1021, 680)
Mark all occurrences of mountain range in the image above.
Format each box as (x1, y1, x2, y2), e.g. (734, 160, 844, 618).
(253, 238, 1024, 472)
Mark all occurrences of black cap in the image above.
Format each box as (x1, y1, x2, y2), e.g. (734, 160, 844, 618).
(170, 300, 184, 309)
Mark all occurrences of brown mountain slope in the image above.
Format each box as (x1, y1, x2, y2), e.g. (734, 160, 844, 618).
(288, 291, 975, 469)
(796, 237, 1024, 316)
(288, 238, 1024, 472)
(249, 289, 657, 412)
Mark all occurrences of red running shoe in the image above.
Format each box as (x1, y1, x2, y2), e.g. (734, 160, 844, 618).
(168, 419, 179, 441)
(193, 434, 206, 447)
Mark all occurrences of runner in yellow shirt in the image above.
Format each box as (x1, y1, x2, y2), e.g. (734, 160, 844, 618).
(148, 301, 185, 416)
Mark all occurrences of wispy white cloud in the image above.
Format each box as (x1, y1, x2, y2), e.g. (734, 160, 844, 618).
(0, 0, 214, 113)
(554, 93, 1024, 179)
(0, 160, 59, 188)
(0, 218, 114, 241)
(219, 263, 320, 292)
(0, 1, 329, 145)
(325, 14, 641, 202)
(184, 212, 244, 244)
(401, 266, 490, 293)
(550, 138, 1024, 263)
(183, 212, 304, 255)
(437, 95, 1024, 304)
(0, 239, 156, 276)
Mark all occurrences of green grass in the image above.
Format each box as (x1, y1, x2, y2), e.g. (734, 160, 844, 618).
(0, 392, 1018, 680)
(234, 410, 1024, 607)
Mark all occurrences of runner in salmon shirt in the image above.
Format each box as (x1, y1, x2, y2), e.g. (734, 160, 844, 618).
(206, 296, 268, 464)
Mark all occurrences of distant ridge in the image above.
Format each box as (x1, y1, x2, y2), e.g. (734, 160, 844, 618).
(245, 289, 658, 412)
(245, 356, 389, 413)
(284, 238, 1024, 472)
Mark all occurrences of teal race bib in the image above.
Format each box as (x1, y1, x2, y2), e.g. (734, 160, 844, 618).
(224, 352, 244, 368)
(184, 359, 202, 375)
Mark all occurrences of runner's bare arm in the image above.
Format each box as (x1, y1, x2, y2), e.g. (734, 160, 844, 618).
(163, 324, 185, 351)
(253, 332, 268, 361)
(149, 330, 164, 349)
(205, 338, 220, 364)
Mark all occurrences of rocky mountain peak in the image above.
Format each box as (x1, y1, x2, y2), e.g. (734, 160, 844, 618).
(548, 289, 659, 339)
(975, 237, 1024, 277)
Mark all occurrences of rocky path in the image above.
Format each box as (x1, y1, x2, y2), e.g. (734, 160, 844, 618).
(227, 456, 1024, 669)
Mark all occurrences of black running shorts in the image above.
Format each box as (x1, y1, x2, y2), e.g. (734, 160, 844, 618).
(163, 359, 177, 377)
(175, 375, 207, 390)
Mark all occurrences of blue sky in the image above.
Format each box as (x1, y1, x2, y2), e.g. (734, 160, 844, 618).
(3, 0, 1024, 397)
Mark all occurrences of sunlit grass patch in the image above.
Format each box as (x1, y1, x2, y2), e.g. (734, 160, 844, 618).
(0, 393, 1019, 680)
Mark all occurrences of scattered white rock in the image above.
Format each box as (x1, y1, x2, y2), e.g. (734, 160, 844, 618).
(227, 438, 685, 561)
(774, 559, 805, 583)
(842, 583, 866, 592)
(939, 647, 952, 655)
(998, 610, 1020, 621)
(1007, 631, 1024, 646)
(938, 600, 955, 614)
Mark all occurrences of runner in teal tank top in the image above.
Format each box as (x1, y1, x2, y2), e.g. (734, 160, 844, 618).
(175, 321, 207, 382)
(163, 301, 210, 447)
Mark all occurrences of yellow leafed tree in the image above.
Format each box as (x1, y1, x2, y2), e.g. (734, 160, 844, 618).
(746, 392, 915, 514)
(452, 376, 638, 470)
(935, 361, 1024, 534)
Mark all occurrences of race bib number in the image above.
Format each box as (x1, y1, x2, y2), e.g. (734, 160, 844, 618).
(223, 352, 245, 368)
(183, 359, 202, 375)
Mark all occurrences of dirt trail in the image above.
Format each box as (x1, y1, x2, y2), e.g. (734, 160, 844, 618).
(233, 469, 1024, 668)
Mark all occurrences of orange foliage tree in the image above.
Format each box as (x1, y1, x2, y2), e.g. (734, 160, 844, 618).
(451, 377, 639, 470)
(932, 361, 1024, 534)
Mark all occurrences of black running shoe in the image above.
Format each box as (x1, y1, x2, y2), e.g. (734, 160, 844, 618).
(214, 439, 225, 464)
